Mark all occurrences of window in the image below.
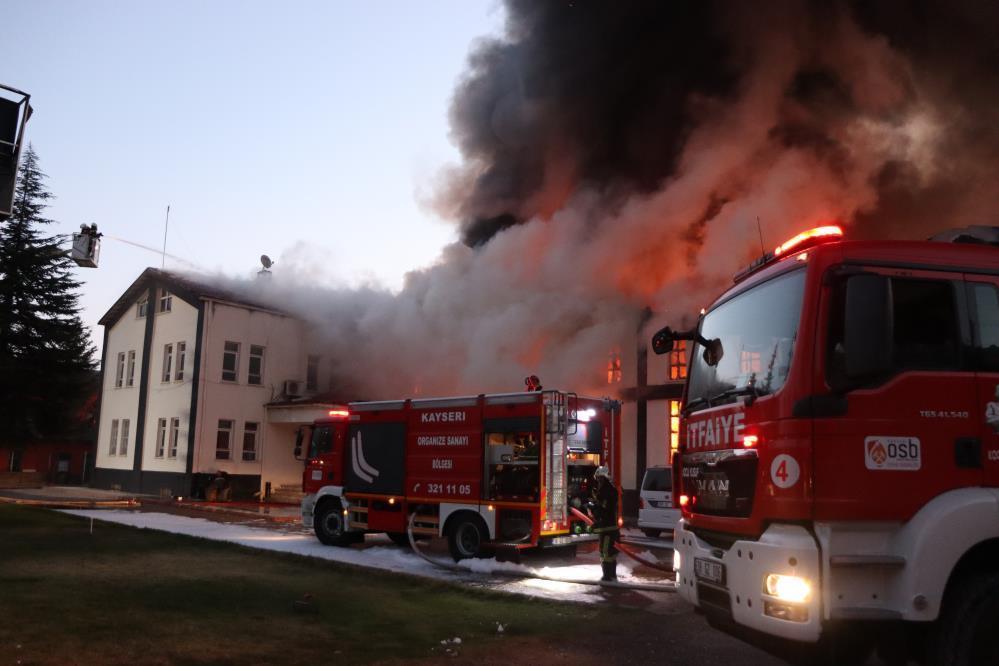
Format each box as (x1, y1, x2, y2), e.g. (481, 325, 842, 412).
(155, 418, 167, 457)
(120, 419, 130, 456)
(169, 417, 180, 458)
(607, 350, 622, 384)
(248, 345, 264, 386)
(689, 269, 806, 407)
(242, 422, 258, 461)
(827, 276, 961, 386)
(306, 355, 320, 391)
(126, 350, 136, 387)
(109, 419, 119, 456)
(669, 400, 681, 454)
(162, 343, 173, 382)
(642, 467, 673, 492)
(176, 342, 186, 381)
(222, 341, 239, 382)
(486, 429, 540, 502)
(115, 352, 125, 388)
(891, 279, 959, 370)
(158, 289, 172, 313)
(136, 298, 148, 318)
(216, 419, 233, 459)
(669, 340, 688, 380)
(971, 283, 999, 372)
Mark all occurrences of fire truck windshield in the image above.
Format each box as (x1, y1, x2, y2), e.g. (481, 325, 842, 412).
(687, 268, 806, 412)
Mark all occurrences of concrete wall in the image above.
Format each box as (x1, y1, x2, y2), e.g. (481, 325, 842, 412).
(95, 296, 145, 472)
(142, 297, 197, 474)
(194, 301, 307, 493)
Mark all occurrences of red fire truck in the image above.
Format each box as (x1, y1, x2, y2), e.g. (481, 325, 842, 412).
(297, 390, 621, 560)
(653, 226, 999, 664)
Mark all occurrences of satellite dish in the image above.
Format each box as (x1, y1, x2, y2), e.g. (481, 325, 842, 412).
(260, 255, 273, 269)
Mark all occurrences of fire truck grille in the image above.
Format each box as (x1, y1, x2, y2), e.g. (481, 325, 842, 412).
(681, 451, 757, 518)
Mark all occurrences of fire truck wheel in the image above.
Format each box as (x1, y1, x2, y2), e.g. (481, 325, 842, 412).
(929, 572, 999, 666)
(447, 515, 486, 561)
(642, 528, 662, 538)
(314, 499, 354, 546)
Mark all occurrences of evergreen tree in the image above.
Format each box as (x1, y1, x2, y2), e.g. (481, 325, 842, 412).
(0, 145, 95, 447)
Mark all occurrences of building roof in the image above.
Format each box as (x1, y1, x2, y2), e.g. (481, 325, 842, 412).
(99, 267, 289, 326)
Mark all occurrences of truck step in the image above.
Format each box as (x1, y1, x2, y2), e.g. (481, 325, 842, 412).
(829, 554, 906, 568)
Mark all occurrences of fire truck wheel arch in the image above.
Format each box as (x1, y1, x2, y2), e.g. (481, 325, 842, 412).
(439, 503, 495, 541)
(814, 488, 999, 623)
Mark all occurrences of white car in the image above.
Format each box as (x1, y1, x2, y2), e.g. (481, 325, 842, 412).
(638, 466, 680, 538)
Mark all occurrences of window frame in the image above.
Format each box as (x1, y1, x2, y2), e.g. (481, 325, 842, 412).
(169, 417, 180, 458)
(222, 341, 240, 382)
(155, 418, 167, 458)
(216, 419, 233, 460)
(126, 350, 136, 387)
(824, 270, 970, 390)
(136, 298, 148, 318)
(242, 422, 259, 462)
(115, 352, 125, 388)
(119, 419, 130, 456)
(967, 281, 999, 373)
(176, 342, 186, 381)
(158, 289, 172, 313)
(109, 419, 119, 456)
(162, 343, 173, 383)
(248, 345, 264, 386)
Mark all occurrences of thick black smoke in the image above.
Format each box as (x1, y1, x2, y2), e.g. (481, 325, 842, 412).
(444, 0, 999, 248)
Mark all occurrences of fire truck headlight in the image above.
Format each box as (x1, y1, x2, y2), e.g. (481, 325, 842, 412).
(672, 549, 681, 572)
(764, 574, 811, 603)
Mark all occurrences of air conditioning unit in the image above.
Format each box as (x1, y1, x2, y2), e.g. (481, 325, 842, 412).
(284, 380, 303, 398)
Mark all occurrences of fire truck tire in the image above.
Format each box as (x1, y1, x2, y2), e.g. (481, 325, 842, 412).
(447, 514, 486, 561)
(314, 499, 356, 547)
(928, 572, 999, 666)
(642, 528, 662, 538)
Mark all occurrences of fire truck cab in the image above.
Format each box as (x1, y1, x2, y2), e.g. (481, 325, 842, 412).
(656, 226, 999, 664)
(298, 390, 620, 560)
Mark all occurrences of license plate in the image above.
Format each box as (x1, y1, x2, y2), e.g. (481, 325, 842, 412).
(694, 557, 726, 585)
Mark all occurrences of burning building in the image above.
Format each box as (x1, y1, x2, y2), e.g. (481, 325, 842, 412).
(93, 1, 999, 508)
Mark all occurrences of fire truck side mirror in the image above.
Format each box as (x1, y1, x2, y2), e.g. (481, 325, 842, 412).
(651, 326, 675, 355)
(843, 273, 893, 385)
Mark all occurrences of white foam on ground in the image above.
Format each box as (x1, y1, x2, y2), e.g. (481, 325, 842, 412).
(60, 510, 639, 603)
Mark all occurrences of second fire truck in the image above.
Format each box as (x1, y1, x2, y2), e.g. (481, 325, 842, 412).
(297, 389, 620, 560)
(655, 225, 999, 664)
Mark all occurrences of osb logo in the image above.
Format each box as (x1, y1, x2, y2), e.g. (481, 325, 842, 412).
(867, 440, 888, 466)
(864, 436, 921, 471)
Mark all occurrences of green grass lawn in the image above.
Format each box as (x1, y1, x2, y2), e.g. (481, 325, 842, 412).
(0, 505, 634, 665)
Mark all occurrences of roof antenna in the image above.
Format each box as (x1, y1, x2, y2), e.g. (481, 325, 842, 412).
(755, 216, 766, 255)
(161, 205, 170, 268)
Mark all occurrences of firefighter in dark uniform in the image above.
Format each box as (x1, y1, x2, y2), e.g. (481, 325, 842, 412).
(588, 465, 620, 582)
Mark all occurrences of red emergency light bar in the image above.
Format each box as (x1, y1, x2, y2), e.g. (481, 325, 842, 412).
(328, 409, 350, 418)
(733, 224, 844, 283)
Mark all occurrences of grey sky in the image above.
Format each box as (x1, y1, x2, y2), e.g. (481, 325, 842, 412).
(2, 0, 503, 351)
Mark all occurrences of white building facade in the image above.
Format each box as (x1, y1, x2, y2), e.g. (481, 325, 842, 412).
(93, 268, 343, 499)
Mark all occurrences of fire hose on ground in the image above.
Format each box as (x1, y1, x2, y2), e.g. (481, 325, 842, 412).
(568, 506, 678, 574)
(406, 507, 677, 593)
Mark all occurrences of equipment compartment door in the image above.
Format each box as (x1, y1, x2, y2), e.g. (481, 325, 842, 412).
(346, 422, 406, 495)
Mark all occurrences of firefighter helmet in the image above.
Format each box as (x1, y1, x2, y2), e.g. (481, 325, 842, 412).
(594, 466, 611, 480)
